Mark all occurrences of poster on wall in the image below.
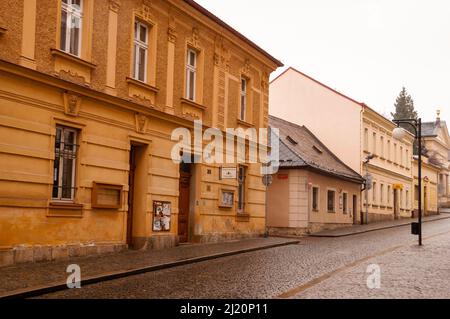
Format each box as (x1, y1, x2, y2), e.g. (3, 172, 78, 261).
(220, 189, 235, 208)
(153, 201, 171, 232)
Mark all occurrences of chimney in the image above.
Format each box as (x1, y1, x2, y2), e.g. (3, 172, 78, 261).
(436, 110, 441, 128)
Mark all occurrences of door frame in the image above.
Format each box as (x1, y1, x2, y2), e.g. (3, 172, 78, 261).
(178, 161, 192, 243)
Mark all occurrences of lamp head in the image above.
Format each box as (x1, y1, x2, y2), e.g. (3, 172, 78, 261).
(393, 127, 407, 141)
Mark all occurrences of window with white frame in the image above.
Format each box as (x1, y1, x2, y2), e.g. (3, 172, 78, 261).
(186, 49, 197, 101)
(60, 0, 83, 56)
(133, 20, 149, 82)
(240, 78, 247, 121)
(53, 126, 78, 201)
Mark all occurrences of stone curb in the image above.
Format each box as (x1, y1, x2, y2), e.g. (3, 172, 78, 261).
(309, 215, 450, 238)
(0, 239, 299, 299)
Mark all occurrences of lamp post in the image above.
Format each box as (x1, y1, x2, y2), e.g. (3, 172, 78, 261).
(392, 118, 422, 246)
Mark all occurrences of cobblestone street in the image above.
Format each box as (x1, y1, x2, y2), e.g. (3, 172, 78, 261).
(36, 218, 450, 299)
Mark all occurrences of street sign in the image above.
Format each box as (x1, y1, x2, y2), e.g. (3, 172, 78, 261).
(262, 174, 273, 186)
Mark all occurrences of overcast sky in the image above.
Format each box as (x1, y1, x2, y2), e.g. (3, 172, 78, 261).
(196, 0, 450, 125)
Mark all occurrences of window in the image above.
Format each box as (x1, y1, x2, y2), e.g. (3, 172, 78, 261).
(387, 185, 391, 205)
(237, 166, 246, 212)
(60, 0, 83, 56)
(186, 49, 197, 101)
(380, 136, 384, 158)
(406, 149, 409, 168)
(387, 140, 391, 160)
(327, 190, 335, 213)
(312, 187, 319, 211)
(400, 146, 404, 166)
(400, 189, 403, 208)
(53, 126, 78, 201)
(394, 143, 397, 163)
(364, 128, 369, 151)
(372, 132, 377, 154)
(133, 21, 149, 82)
(415, 185, 420, 201)
(343, 193, 348, 214)
(380, 184, 384, 205)
(406, 190, 409, 209)
(372, 182, 377, 203)
(240, 78, 247, 121)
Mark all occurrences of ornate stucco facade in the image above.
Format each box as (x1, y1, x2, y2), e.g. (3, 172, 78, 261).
(0, 0, 282, 267)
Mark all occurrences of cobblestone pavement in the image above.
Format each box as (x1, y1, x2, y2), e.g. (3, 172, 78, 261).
(0, 237, 296, 295)
(38, 218, 450, 299)
(296, 231, 450, 299)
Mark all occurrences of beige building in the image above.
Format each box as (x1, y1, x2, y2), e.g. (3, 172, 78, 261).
(270, 67, 415, 223)
(267, 116, 363, 235)
(0, 0, 282, 267)
(421, 113, 450, 208)
(413, 157, 440, 216)
(362, 105, 415, 222)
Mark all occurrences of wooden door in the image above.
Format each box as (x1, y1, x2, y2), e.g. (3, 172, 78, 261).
(178, 166, 191, 243)
(127, 146, 137, 246)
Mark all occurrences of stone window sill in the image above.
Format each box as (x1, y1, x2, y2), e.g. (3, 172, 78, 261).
(50, 48, 97, 70)
(237, 119, 255, 128)
(180, 98, 206, 110)
(126, 77, 159, 94)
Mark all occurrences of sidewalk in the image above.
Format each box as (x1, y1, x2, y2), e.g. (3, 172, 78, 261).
(310, 214, 450, 237)
(0, 237, 299, 299)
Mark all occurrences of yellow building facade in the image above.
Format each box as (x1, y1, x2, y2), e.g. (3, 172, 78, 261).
(413, 158, 439, 216)
(0, 0, 282, 266)
(361, 105, 415, 222)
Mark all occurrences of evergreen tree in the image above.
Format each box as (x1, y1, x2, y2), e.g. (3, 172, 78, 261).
(391, 87, 424, 155)
(391, 87, 418, 134)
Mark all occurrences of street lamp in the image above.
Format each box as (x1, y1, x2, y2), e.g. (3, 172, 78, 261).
(392, 118, 422, 246)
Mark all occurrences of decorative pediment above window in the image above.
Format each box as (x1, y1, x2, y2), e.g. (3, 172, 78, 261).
(241, 59, 252, 78)
(187, 27, 201, 50)
(214, 37, 231, 71)
(137, 0, 154, 23)
(63, 92, 82, 117)
(135, 113, 148, 134)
